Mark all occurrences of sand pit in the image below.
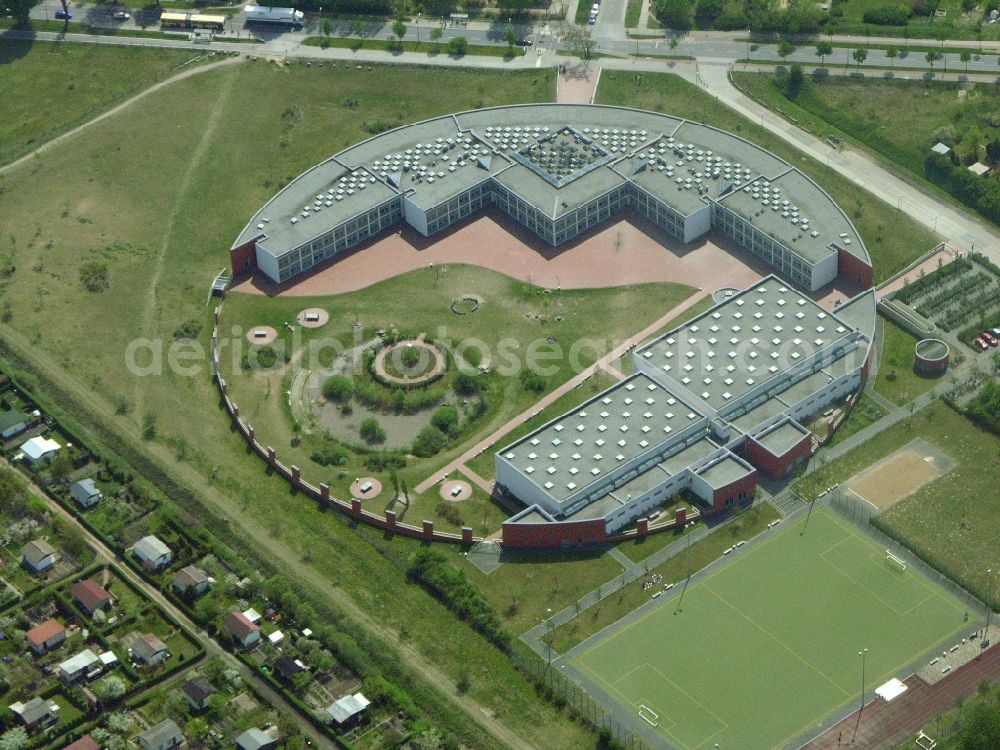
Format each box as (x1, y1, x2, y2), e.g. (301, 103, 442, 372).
(246, 326, 277, 345)
(350, 477, 382, 500)
(297, 308, 329, 328)
(440, 480, 472, 502)
(847, 439, 955, 510)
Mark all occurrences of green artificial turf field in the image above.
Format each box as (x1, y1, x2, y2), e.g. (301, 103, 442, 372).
(572, 508, 971, 750)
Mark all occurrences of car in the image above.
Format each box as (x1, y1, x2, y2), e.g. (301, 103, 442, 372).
(588, 11, 597, 23)
(515, 38, 533, 46)
(990, 327, 1000, 338)
(112, 10, 130, 19)
(984, 333, 999, 347)
(975, 336, 990, 351)
(54, 9, 72, 18)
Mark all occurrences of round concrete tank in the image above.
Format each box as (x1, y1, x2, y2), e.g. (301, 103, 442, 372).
(915, 338, 950, 375)
(713, 287, 740, 305)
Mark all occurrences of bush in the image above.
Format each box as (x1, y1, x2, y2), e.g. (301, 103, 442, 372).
(786, 63, 804, 100)
(322, 375, 354, 403)
(519, 369, 546, 393)
(655, 0, 693, 29)
(447, 36, 467, 55)
(407, 549, 512, 651)
(453, 372, 481, 397)
(80, 261, 109, 292)
(431, 405, 460, 436)
(359, 417, 386, 444)
(862, 4, 911, 24)
(172, 319, 203, 340)
(965, 379, 1000, 435)
(412, 426, 446, 457)
(695, 0, 724, 24)
(364, 451, 406, 471)
(311, 444, 350, 466)
(241, 345, 287, 371)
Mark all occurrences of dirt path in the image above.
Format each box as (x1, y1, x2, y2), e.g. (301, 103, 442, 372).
(0, 324, 535, 750)
(0, 455, 335, 750)
(134, 64, 238, 412)
(414, 288, 709, 494)
(0, 54, 244, 177)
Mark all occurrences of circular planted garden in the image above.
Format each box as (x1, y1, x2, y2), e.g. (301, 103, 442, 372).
(374, 339, 446, 385)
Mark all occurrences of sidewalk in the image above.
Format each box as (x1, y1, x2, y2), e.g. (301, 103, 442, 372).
(413, 289, 708, 494)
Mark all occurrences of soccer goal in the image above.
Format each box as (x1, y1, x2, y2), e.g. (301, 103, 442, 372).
(638, 705, 659, 727)
(886, 550, 907, 572)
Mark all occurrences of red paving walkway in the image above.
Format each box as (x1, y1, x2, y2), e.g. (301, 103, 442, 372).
(799, 641, 1000, 750)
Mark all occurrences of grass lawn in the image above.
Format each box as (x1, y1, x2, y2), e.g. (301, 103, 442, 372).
(220, 274, 694, 532)
(0, 58, 605, 750)
(303, 36, 524, 57)
(823, 392, 889, 448)
(467, 547, 626, 636)
(594, 72, 940, 282)
(874, 317, 946, 406)
(731, 72, 1000, 224)
(0, 40, 217, 167)
(797, 401, 1000, 608)
(572, 508, 970, 750)
(550, 502, 779, 653)
(463, 369, 618, 483)
(625, 0, 643, 27)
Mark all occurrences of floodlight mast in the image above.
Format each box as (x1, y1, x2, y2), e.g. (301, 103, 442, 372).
(853, 648, 868, 741)
(986, 568, 994, 644)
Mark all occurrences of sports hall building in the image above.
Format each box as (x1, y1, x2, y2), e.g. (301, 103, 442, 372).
(231, 105, 872, 291)
(496, 277, 876, 547)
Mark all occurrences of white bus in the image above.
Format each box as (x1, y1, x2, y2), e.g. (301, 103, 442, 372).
(243, 4, 304, 26)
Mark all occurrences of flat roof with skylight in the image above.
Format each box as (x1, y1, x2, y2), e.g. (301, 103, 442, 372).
(499, 373, 706, 504)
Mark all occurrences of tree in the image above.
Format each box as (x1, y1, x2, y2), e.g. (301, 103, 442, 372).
(506, 27, 516, 51)
(94, 675, 127, 702)
(786, 63, 804, 99)
(815, 40, 832, 65)
(669, 35, 679, 54)
(10, 0, 31, 25)
(0, 728, 27, 750)
(927, 50, 940, 68)
(655, 0, 693, 30)
(447, 35, 467, 55)
(778, 40, 794, 60)
(430, 27, 443, 47)
(853, 47, 868, 68)
(49, 450, 73, 483)
(424, 0, 456, 18)
(322, 375, 353, 402)
(695, 0, 724, 25)
(562, 24, 595, 59)
(886, 45, 897, 68)
(322, 18, 331, 36)
(412, 426, 445, 457)
(359, 417, 386, 444)
(961, 49, 972, 72)
(953, 699, 1000, 749)
(431, 405, 460, 435)
(413, 729, 444, 750)
(185, 719, 210, 743)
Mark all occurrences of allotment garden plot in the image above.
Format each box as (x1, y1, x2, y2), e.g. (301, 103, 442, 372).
(571, 508, 970, 750)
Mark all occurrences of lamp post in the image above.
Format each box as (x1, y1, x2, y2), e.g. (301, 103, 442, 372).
(853, 648, 868, 742)
(986, 568, 994, 641)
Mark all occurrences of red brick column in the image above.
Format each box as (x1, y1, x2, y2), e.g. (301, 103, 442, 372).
(291, 466, 300, 482)
(637, 518, 649, 536)
(232, 405, 239, 418)
(266, 446, 276, 463)
(319, 483, 330, 501)
(247, 425, 254, 441)
(461, 527, 473, 544)
(385, 510, 397, 529)
(351, 498, 362, 515)
(422, 520, 434, 540)
(675, 507, 687, 525)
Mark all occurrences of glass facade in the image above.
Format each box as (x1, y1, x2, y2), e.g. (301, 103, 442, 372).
(712, 204, 814, 288)
(275, 198, 403, 283)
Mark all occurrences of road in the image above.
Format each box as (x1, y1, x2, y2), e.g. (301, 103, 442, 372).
(0, 456, 335, 750)
(27, 0, 1000, 74)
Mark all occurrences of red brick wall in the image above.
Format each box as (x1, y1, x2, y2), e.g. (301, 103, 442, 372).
(838, 246, 873, 289)
(502, 518, 607, 548)
(746, 431, 811, 480)
(711, 471, 758, 511)
(230, 237, 259, 276)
